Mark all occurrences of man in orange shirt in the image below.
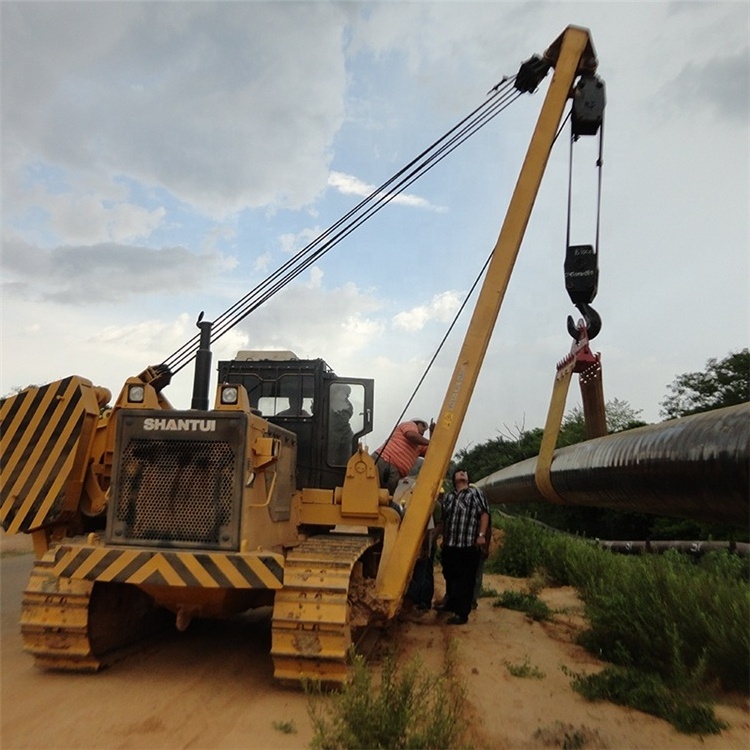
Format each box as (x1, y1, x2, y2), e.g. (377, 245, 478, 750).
(372, 418, 433, 494)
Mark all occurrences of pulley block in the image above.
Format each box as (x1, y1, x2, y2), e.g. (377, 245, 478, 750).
(572, 74, 606, 136)
(564, 243, 598, 306)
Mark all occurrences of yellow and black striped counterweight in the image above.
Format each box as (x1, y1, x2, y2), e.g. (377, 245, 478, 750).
(1, 376, 105, 534)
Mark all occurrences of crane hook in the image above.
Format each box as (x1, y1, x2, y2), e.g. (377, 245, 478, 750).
(567, 302, 601, 342)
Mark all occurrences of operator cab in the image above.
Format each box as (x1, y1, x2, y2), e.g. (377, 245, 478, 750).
(217, 351, 374, 490)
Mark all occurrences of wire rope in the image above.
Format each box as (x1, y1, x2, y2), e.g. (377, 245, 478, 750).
(161, 77, 525, 375)
(377, 249, 494, 454)
(381, 110, 580, 454)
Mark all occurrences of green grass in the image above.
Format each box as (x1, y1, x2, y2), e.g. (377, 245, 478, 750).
(485, 516, 550, 577)
(306, 648, 467, 749)
(487, 516, 749, 734)
(478, 584, 498, 598)
(493, 589, 553, 622)
(504, 655, 546, 679)
(491, 517, 750, 691)
(574, 550, 749, 692)
(564, 665, 727, 735)
(272, 720, 297, 734)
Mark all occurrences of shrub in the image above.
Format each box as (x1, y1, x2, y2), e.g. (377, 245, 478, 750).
(478, 584, 498, 598)
(307, 649, 467, 749)
(575, 550, 750, 691)
(542, 533, 603, 589)
(495, 517, 750, 694)
(699, 549, 750, 582)
(494, 590, 553, 622)
(566, 665, 727, 735)
(272, 720, 297, 734)
(504, 655, 546, 679)
(486, 516, 550, 576)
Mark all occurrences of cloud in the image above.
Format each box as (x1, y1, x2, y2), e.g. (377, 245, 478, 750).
(328, 171, 443, 211)
(254, 252, 273, 272)
(392, 291, 462, 332)
(92, 314, 194, 356)
(1, 234, 232, 304)
(668, 48, 749, 123)
(202, 224, 237, 253)
(46, 191, 166, 245)
(2, 3, 350, 217)
(306, 267, 324, 289)
(232, 279, 384, 360)
(279, 227, 323, 255)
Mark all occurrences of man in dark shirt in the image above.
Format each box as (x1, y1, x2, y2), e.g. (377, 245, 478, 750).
(439, 467, 490, 625)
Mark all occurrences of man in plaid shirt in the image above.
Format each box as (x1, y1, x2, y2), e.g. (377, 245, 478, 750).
(438, 467, 490, 625)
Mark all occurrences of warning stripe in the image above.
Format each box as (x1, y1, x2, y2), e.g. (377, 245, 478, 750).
(167, 553, 209, 587)
(1, 377, 97, 532)
(51, 544, 284, 589)
(2, 378, 78, 492)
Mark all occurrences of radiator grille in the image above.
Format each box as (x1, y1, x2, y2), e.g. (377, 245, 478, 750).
(111, 438, 239, 549)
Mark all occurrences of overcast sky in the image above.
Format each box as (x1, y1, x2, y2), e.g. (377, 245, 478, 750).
(2, 1, 748, 454)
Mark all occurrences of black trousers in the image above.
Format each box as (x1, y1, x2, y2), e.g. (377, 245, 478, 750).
(407, 552, 435, 609)
(372, 454, 401, 495)
(441, 545, 481, 618)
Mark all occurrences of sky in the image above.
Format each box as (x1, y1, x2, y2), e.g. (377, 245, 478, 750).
(2, 1, 748, 456)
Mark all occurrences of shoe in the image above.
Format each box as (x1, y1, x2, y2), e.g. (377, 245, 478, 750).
(446, 615, 468, 625)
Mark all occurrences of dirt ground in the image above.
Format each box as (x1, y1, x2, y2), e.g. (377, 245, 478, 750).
(2, 531, 749, 750)
(398, 573, 750, 750)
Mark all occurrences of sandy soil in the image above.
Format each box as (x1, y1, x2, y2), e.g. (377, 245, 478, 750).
(398, 573, 750, 750)
(2, 532, 749, 750)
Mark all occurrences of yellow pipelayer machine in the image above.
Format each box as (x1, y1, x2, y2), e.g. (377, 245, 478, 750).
(1, 27, 602, 683)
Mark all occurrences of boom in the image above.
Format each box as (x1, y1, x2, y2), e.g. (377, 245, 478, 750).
(376, 26, 599, 611)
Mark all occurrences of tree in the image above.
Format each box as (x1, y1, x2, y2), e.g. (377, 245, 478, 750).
(660, 349, 750, 419)
(558, 398, 646, 447)
(452, 399, 644, 482)
(453, 425, 543, 484)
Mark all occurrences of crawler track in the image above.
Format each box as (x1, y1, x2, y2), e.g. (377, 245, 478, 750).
(270, 534, 379, 684)
(21, 549, 169, 671)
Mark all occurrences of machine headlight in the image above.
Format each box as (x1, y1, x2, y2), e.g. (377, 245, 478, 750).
(221, 386, 239, 405)
(128, 385, 145, 403)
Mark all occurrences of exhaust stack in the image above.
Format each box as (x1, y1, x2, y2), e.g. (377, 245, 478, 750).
(191, 312, 212, 411)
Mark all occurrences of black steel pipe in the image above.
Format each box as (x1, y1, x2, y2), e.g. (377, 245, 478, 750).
(595, 540, 749, 557)
(476, 403, 750, 528)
